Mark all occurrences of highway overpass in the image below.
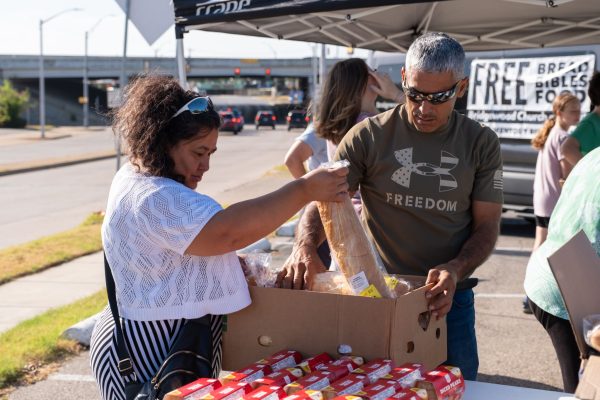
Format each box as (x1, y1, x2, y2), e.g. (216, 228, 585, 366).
(0, 55, 340, 126)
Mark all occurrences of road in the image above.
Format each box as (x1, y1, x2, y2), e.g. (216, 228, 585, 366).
(0, 125, 298, 249)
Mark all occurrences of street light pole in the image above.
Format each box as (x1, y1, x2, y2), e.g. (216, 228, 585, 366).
(83, 31, 89, 127)
(116, 0, 131, 172)
(83, 14, 114, 128)
(39, 19, 45, 138)
(38, 8, 82, 139)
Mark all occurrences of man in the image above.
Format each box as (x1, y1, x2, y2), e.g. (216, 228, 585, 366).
(276, 33, 503, 381)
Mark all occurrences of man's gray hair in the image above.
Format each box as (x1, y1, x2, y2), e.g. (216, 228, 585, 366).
(405, 32, 465, 79)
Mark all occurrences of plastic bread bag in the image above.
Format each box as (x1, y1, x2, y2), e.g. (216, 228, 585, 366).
(583, 314, 600, 352)
(316, 160, 393, 298)
(310, 271, 352, 295)
(385, 275, 414, 297)
(243, 250, 278, 287)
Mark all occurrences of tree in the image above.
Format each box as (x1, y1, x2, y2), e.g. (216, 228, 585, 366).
(0, 80, 30, 128)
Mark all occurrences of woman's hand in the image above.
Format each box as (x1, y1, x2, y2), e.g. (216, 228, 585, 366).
(300, 165, 349, 203)
(369, 70, 405, 103)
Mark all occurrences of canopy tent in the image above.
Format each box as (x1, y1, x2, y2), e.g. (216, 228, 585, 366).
(173, 0, 600, 77)
(173, 0, 600, 51)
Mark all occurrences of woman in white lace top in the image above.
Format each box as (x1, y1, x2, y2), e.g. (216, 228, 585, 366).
(90, 75, 348, 400)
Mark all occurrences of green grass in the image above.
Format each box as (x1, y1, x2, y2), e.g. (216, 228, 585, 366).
(0, 212, 104, 284)
(0, 290, 107, 389)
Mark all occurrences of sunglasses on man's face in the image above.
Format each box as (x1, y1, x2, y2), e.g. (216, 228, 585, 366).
(401, 79, 463, 105)
(171, 96, 214, 119)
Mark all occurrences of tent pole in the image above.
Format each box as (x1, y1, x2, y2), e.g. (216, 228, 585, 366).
(116, 0, 130, 173)
(176, 26, 187, 88)
(319, 43, 327, 85)
(311, 43, 318, 113)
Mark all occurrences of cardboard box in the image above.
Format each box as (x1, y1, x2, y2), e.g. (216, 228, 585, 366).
(298, 353, 334, 374)
(252, 368, 304, 389)
(243, 385, 287, 400)
(164, 378, 222, 400)
(415, 365, 464, 400)
(282, 390, 324, 400)
(285, 370, 335, 394)
(321, 374, 368, 399)
(547, 231, 600, 399)
(387, 388, 428, 400)
(357, 380, 400, 400)
(202, 382, 253, 400)
(351, 359, 394, 384)
(381, 363, 425, 389)
(222, 285, 446, 371)
(222, 364, 273, 384)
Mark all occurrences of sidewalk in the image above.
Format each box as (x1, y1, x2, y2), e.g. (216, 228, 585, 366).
(0, 252, 105, 333)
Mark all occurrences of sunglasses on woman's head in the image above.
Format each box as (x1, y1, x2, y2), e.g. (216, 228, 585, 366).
(401, 79, 463, 105)
(171, 96, 214, 119)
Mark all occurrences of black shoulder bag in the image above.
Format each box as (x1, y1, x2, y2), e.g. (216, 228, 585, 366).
(104, 253, 214, 400)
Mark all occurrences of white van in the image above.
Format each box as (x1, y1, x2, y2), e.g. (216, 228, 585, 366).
(373, 44, 600, 219)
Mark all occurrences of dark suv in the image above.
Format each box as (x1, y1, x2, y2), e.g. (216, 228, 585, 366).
(286, 110, 309, 131)
(255, 110, 276, 130)
(218, 109, 244, 134)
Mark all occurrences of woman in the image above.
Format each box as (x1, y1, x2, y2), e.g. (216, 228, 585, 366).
(89, 75, 348, 400)
(317, 58, 403, 219)
(524, 146, 600, 393)
(317, 58, 404, 161)
(530, 92, 581, 250)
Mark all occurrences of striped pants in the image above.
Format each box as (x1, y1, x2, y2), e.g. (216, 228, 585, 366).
(90, 306, 223, 400)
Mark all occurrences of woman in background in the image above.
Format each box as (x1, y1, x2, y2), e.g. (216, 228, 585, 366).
(530, 91, 581, 249)
(317, 58, 404, 162)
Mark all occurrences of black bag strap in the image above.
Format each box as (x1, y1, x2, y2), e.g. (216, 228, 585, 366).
(104, 252, 137, 379)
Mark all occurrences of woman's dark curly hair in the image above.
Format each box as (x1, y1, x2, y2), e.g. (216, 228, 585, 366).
(112, 74, 221, 183)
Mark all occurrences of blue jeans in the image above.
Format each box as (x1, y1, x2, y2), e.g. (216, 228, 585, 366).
(445, 288, 478, 380)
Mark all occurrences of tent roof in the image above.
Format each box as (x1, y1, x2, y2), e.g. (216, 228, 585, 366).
(174, 0, 600, 52)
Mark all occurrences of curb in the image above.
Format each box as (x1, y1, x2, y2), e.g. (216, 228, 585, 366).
(0, 151, 119, 177)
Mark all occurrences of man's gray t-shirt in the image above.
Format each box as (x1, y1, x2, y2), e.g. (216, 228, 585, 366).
(296, 123, 328, 171)
(334, 105, 503, 276)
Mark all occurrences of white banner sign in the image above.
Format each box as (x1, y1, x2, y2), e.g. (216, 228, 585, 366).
(467, 55, 595, 139)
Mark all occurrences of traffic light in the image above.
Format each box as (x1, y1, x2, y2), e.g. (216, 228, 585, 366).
(234, 67, 241, 76)
(265, 68, 271, 76)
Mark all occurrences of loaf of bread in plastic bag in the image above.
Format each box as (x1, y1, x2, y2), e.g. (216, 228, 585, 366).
(310, 271, 351, 294)
(317, 195, 392, 298)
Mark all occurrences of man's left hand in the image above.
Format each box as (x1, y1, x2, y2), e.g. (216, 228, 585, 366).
(425, 264, 459, 320)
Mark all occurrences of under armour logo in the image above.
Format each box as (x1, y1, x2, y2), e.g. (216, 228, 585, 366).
(392, 148, 459, 192)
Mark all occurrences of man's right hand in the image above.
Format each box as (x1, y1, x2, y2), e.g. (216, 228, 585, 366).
(276, 242, 327, 290)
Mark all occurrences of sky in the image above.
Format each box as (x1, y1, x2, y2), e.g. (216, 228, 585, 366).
(0, 0, 370, 59)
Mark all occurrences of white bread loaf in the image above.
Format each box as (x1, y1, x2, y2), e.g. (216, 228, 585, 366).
(317, 196, 392, 298)
(311, 271, 352, 295)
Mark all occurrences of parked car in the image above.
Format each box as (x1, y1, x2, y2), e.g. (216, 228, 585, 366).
(286, 110, 309, 131)
(219, 109, 244, 134)
(255, 110, 276, 130)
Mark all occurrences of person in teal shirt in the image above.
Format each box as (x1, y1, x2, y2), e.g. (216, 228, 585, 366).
(562, 71, 600, 167)
(524, 146, 600, 393)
